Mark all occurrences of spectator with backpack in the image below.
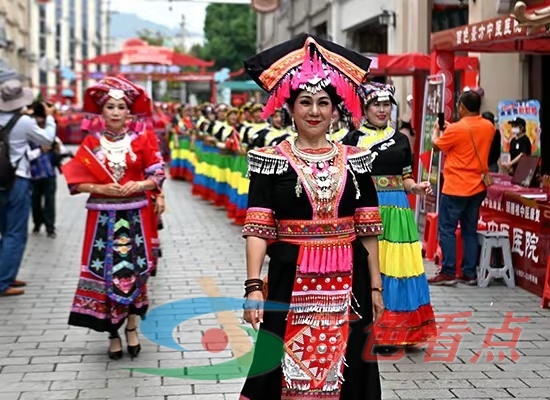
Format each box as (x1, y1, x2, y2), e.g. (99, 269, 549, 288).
(0, 70, 56, 296)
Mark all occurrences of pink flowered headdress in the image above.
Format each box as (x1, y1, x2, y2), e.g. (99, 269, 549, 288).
(244, 34, 372, 121)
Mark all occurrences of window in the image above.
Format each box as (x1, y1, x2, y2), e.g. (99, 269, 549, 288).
(55, 23, 61, 61)
(39, 5, 46, 34)
(280, 0, 290, 12)
(313, 22, 328, 40)
(0, 15, 6, 48)
(40, 70, 47, 88)
(352, 24, 387, 54)
(95, 0, 102, 45)
(69, 0, 75, 27)
(432, 7, 468, 32)
(55, 1, 62, 51)
(55, 0, 62, 20)
(82, 0, 88, 61)
(39, 51, 47, 88)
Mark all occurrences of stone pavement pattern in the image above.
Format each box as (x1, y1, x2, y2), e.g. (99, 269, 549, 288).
(1, 175, 550, 400)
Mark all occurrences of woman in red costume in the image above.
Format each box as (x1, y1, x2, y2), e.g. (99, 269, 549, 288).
(66, 77, 165, 360)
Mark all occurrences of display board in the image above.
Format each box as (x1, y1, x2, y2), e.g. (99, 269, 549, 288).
(415, 74, 445, 235)
(497, 99, 541, 164)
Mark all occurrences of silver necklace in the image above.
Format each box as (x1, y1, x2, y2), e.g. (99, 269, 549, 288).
(289, 139, 341, 215)
(99, 133, 136, 182)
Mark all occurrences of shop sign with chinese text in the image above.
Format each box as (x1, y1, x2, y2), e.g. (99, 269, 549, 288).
(481, 192, 549, 296)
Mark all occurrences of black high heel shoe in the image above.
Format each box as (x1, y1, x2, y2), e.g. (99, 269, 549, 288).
(125, 327, 141, 359)
(373, 345, 401, 356)
(108, 333, 123, 360)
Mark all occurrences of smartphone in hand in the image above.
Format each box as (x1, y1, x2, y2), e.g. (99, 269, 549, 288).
(437, 112, 445, 131)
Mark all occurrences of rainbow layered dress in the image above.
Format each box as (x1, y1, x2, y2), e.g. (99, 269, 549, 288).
(343, 124, 437, 346)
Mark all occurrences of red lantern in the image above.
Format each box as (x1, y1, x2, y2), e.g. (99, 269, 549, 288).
(251, 0, 280, 13)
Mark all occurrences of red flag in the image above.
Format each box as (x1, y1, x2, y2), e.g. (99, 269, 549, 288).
(61, 157, 97, 185)
(419, 150, 432, 171)
(61, 145, 116, 185)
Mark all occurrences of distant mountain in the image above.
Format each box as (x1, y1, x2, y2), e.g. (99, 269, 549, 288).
(110, 12, 203, 41)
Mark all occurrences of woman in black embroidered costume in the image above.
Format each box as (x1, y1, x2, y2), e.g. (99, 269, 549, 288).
(240, 34, 384, 400)
(342, 82, 437, 355)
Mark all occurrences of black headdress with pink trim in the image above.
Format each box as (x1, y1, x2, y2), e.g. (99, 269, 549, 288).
(244, 34, 372, 121)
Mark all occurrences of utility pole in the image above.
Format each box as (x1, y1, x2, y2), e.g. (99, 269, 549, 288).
(180, 14, 186, 51)
(105, 0, 111, 53)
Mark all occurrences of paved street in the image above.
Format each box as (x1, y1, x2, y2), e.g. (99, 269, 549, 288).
(1, 174, 550, 400)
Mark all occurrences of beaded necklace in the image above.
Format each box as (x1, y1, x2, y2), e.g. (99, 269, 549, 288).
(289, 138, 341, 216)
(99, 129, 136, 182)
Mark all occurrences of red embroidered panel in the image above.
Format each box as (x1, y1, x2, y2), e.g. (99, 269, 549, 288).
(354, 206, 383, 236)
(242, 207, 277, 240)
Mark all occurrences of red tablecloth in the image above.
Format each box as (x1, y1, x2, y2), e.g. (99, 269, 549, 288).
(486, 173, 547, 203)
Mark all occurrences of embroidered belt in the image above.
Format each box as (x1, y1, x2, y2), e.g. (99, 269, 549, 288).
(277, 217, 355, 240)
(372, 175, 404, 191)
(86, 195, 149, 211)
(277, 217, 356, 274)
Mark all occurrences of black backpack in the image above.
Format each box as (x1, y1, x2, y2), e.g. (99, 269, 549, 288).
(0, 114, 24, 191)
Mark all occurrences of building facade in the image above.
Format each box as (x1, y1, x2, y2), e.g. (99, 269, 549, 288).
(257, 0, 395, 53)
(256, 0, 470, 111)
(259, 0, 545, 118)
(468, 0, 525, 114)
(0, 0, 33, 80)
(29, 0, 109, 104)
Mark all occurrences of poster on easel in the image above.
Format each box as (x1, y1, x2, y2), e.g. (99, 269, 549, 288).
(497, 100, 541, 164)
(414, 74, 445, 236)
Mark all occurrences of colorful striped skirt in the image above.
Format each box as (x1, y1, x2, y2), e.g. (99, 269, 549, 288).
(372, 176, 437, 346)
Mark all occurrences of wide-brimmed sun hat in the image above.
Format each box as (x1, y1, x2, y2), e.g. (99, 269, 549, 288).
(0, 70, 34, 112)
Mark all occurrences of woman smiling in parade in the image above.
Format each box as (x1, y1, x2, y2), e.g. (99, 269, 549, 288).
(240, 34, 384, 400)
(342, 82, 437, 354)
(65, 77, 165, 360)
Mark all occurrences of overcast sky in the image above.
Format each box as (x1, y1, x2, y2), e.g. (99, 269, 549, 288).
(110, 0, 207, 37)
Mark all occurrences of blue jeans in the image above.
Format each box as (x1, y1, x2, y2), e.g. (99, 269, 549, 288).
(0, 177, 31, 292)
(439, 190, 487, 278)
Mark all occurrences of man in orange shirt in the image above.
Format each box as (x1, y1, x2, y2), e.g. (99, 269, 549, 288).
(428, 91, 495, 286)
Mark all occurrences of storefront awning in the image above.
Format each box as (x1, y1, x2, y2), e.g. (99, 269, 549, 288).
(370, 52, 478, 76)
(83, 38, 214, 69)
(431, 2, 550, 53)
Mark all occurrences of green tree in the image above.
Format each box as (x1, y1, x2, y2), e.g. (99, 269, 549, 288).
(137, 29, 165, 46)
(189, 43, 205, 59)
(201, 4, 256, 73)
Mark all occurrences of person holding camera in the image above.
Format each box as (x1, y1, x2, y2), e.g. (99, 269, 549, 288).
(0, 70, 56, 297)
(428, 91, 495, 287)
